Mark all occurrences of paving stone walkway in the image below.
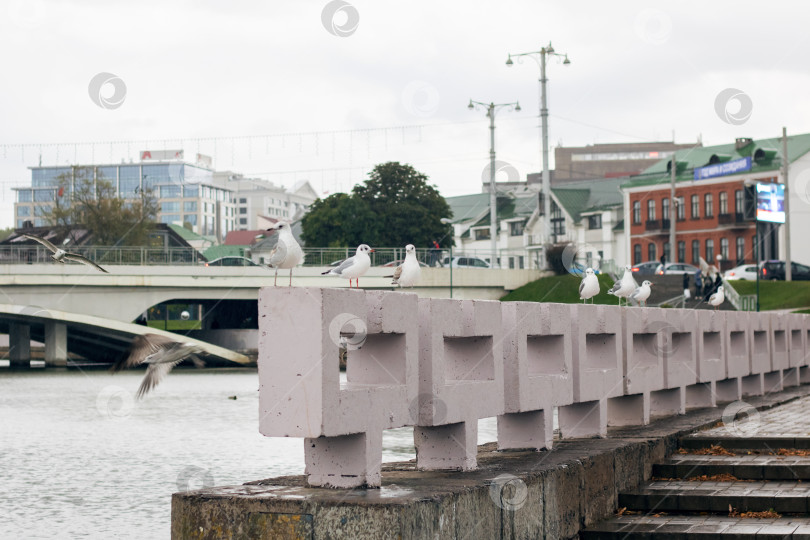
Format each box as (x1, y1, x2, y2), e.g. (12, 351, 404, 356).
(582, 395, 810, 539)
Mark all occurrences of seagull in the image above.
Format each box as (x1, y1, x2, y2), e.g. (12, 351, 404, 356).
(709, 285, 725, 310)
(389, 244, 421, 288)
(579, 268, 599, 303)
(630, 280, 653, 307)
(607, 265, 637, 306)
(23, 233, 108, 273)
(321, 244, 374, 288)
(265, 221, 303, 286)
(110, 334, 205, 398)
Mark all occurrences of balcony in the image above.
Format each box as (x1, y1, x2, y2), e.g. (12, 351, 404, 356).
(718, 213, 733, 225)
(718, 212, 753, 229)
(644, 219, 670, 232)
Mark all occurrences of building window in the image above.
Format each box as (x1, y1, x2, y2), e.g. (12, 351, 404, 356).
(184, 185, 199, 198)
(551, 202, 565, 236)
(475, 228, 491, 241)
(735, 190, 744, 215)
(705, 238, 714, 261)
(239, 207, 247, 215)
(160, 214, 180, 224)
(736, 236, 745, 263)
(662, 198, 670, 220)
(677, 241, 685, 263)
(17, 190, 32, 202)
(34, 189, 55, 202)
(161, 201, 180, 213)
(17, 205, 30, 216)
(720, 237, 729, 259)
(509, 220, 525, 236)
(239, 218, 247, 225)
(184, 201, 197, 212)
(160, 185, 182, 198)
(183, 214, 197, 226)
(587, 214, 602, 230)
(632, 201, 641, 224)
(648, 242, 657, 261)
(676, 196, 685, 220)
(719, 192, 728, 214)
(691, 195, 699, 218)
(239, 198, 247, 204)
(634, 244, 642, 265)
(663, 242, 671, 263)
(704, 193, 714, 218)
(647, 199, 656, 220)
(692, 240, 700, 263)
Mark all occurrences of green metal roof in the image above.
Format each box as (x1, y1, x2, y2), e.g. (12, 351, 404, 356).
(551, 176, 625, 222)
(168, 224, 214, 243)
(622, 133, 810, 189)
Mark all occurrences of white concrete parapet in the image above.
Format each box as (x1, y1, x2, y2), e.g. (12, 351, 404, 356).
(257, 288, 810, 488)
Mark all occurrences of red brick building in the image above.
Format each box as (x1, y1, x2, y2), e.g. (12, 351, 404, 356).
(621, 136, 802, 270)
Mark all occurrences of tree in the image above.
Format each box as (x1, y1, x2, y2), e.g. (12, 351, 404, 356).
(301, 162, 454, 248)
(44, 166, 159, 246)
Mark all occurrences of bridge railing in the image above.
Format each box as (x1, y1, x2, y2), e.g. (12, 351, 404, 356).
(258, 286, 810, 488)
(0, 245, 204, 266)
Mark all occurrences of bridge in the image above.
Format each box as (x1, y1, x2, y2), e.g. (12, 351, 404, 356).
(0, 303, 249, 368)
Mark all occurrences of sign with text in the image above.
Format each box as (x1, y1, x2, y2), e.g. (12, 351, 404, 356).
(693, 156, 751, 180)
(140, 149, 184, 161)
(756, 182, 785, 223)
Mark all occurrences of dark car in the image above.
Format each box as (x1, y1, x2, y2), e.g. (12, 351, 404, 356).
(760, 260, 810, 281)
(631, 261, 660, 276)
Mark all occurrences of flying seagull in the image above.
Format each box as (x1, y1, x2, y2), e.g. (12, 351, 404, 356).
(321, 244, 374, 288)
(265, 221, 303, 286)
(389, 244, 421, 288)
(579, 267, 599, 303)
(23, 233, 109, 273)
(607, 265, 637, 306)
(111, 334, 205, 398)
(709, 285, 725, 310)
(630, 280, 653, 307)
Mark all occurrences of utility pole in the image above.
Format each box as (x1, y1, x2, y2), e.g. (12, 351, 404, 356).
(783, 127, 792, 281)
(669, 154, 677, 262)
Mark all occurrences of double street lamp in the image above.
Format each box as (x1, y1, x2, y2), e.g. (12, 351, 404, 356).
(506, 42, 570, 250)
(468, 99, 521, 269)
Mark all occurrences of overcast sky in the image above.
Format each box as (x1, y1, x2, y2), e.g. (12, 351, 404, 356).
(1, 0, 809, 228)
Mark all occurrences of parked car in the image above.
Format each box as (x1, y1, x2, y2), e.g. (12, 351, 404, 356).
(760, 260, 810, 281)
(440, 256, 491, 268)
(723, 264, 759, 281)
(205, 256, 260, 267)
(655, 262, 700, 275)
(380, 259, 429, 268)
(631, 261, 660, 275)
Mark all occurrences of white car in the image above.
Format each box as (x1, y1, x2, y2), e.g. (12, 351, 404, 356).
(655, 262, 699, 275)
(723, 264, 758, 281)
(440, 256, 491, 268)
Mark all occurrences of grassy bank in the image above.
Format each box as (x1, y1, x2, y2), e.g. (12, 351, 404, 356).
(730, 280, 810, 311)
(501, 274, 620, 304)
(146, 320, 202, 331)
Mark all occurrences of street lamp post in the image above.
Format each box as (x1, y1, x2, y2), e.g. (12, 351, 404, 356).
(468, 99, 521, 269)
(506, 42, 570, 256)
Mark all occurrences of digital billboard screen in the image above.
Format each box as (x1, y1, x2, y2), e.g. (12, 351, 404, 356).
(756, 182, 785, 223)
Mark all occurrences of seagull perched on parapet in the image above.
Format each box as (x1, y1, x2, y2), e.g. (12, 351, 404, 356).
(607, 265, 637, 306)
(111, 334, 205, 398)
(389, 244, 421, 288)
(709, 286, 725, 311)
(321, 244, 374, 288)
(23, 233, 108, 273)
(265, 221, 303, 286)
(579, 268, 599, 303)
(630, 280, 653, 307)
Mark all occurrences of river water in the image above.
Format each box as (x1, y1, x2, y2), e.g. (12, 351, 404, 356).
(0, 368, 498, 539)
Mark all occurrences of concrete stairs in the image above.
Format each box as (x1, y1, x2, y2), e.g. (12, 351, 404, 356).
(581, 435, 810, 538)
(640, 275, 736, 310)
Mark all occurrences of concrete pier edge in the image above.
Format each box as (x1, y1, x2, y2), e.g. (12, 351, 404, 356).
(171, 384, 810, 540)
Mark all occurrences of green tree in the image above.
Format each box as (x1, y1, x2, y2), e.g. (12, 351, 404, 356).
(301, 162, 453, 248)
(44, 166, 159, 246)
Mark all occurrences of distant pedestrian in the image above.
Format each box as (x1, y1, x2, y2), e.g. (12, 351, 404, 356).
(682, 272, 690, 293)
(714, 273, 722, 293)
(694, 270, 702, 298)
(660, 254, 666, 274)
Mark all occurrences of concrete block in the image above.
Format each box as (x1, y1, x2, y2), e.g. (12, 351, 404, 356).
(695, 311, 726, 383)
(415, 297, 504, 470)
(685, 381, 715, 409)
(650, 387, 685, 417)
(801, 365, 810, 384)
(559, 400, 607, 438)
(607, 393, 649, 426)
(570, 304, 623, 403)
(741, 373, 764, 397)
(725, 311, 751, 379)
(763, 370, 783, 394)
(44, 321, 67, 367)
(748, 311, 771, 375)
(498, 302, 572, 451)
(783, 367, 800, 387)
(662, 309, 698, 389)
(257, 287, 419, 487)
(770, 312, 790, 371)
(621, 308, 667, 395)
(714, 377, 741, 403)
(9, 322, 30, 366)
(788, 313, 808, 368)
